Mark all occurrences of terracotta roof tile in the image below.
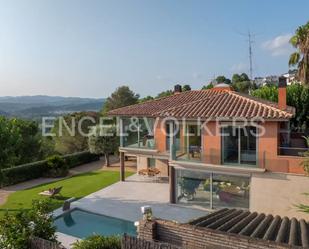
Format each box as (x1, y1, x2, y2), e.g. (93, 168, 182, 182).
(108, 89, 294, 120)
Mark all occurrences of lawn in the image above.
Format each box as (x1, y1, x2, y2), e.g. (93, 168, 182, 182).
(0, 170, 133, 215)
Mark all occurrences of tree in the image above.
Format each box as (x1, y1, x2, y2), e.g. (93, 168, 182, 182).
(0, 199, 57, 249)
(216, 76, 231, 84)
(102, 86, 139, 115)
(88, 126, 118, 166)
(156, 90, 173, 98)
(182, 85, 191, 91)
(139, 95, 154, 103)
(251, 85, 278, 102)
(289, 20, 309, 85)
(202, 83, 214, 90)
(231, 73, 253, 93)
(53, 112, 99, 154)
(0, 117, 44, 169)
(251, 84, 309, 130)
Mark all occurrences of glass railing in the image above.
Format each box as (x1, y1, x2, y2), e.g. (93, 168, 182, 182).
(123, 137, 156, 150)
(172, 146, 258, 168)
(173, 145, 203, 162)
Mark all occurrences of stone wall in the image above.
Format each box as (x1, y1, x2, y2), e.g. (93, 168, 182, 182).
(138, 219, 297, 249)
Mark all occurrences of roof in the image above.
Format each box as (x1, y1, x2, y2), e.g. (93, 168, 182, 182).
(108, 89, 294, 120)
(188, 208, 309, 248)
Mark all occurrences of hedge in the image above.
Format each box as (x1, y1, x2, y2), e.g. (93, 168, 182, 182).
(0, 151, 100, 187)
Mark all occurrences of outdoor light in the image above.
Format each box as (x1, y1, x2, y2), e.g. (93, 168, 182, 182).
(141, 206, 153, 220)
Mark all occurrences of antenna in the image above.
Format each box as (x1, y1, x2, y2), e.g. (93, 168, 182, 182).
(248, 31, 254, 80)
(234, 29, 257, 80)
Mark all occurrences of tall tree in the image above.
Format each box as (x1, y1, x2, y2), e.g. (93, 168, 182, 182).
(289, 20, 309, 85)
(216, 76, 231, 84)
(88, 126, 118, 166)
(156, 90, 173, 98)
(0, 117, 44, 168)
(53, 112, 99, 154)
(251, 84, 309, 130)
(102, 86, 139, 115)
(231, 73, 253, 93)
(139, 95, 154, 103)
(202, 83, 214, 90)
(182, 85, 191, 91)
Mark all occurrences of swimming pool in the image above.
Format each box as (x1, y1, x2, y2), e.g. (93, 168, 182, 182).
(54, 208, 137, 239)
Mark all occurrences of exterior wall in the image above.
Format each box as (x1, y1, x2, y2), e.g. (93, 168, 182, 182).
(156, 159, 169, 176)
(202, 121, 221, 164)
(250, 172, 309, 219)
(154, 119, 166, 152)
(138, 219, 291, 249)
(136, 156, 148, 172)
(258, 122, 305, 174)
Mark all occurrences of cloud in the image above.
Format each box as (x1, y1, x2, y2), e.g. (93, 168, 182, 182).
(230, 62, 248, 73)
(262, 34, 293, 56)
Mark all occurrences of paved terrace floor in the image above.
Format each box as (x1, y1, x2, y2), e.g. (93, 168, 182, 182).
(53, 170, 206, 248)
(54, 174, 206, 223)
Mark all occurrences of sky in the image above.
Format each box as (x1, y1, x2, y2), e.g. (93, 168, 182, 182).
(0, 0, 308, 98)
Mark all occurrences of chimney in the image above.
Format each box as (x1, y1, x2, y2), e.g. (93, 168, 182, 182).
(174, 84, 182, 94)
(278, 76, 287, 110)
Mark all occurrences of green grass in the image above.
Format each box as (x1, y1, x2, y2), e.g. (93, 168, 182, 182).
(0, 170, 133, 215)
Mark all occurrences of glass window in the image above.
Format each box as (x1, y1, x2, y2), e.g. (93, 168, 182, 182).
(222, 126, 257, 166)
(212, 174, 250, 209)
(222, 126, 239, 164)
(147, 158, 156, 168)
(122, 118, 155, 149)
(176, 169, 250, 210)
(240, 127, 256, 165)
(176, 169, 211, 208)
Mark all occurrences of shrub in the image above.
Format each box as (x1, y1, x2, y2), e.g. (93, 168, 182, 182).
(0, 151, 99, 186)
(72, 235, 121, 249)
(46, 155, 68, 177)
(63, 151, 100, 169)
(1, 160, 48, 186)
(0, 199, 57, 249)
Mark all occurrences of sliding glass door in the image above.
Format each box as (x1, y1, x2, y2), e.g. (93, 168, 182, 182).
(222, 126, 257, 166)
(176, 169, 250, 209)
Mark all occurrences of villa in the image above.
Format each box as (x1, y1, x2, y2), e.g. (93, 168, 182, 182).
(109, 77, 309, 219)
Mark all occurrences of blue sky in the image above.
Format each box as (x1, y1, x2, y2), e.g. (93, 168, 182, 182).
(0, 0, 308, 98)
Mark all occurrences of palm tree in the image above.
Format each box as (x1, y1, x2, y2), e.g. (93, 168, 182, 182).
(289, 21, 309, 85)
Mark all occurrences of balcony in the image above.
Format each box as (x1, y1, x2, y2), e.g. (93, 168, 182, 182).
(123, 136, 156, 150)
(172, 146, 258, 167)
(278, 131, 308, 157)
(120, 117, 156, 150)
(278, 146, 307, 157)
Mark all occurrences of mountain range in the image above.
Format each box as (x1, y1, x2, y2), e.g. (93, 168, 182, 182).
(0, 95, 105, 120)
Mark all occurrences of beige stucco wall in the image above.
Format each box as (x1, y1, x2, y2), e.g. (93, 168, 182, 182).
(156, 159, 169, 176)
(250, 172, 309, 219)
(136, 156, 148, 172)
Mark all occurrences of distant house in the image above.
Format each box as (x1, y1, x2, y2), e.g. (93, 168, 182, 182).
(109, 77, 308, 219)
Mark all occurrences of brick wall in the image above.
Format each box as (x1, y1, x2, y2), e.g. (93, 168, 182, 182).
(138, 219, 298, 249)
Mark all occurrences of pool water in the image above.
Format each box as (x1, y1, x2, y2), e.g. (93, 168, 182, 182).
(54, 209, 137, 238)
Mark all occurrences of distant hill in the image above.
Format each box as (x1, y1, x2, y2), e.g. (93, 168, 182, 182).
(0, 95, 105, 120)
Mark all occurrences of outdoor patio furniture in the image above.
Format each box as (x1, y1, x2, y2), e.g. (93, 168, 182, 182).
(138, 168, 161, 178)
(39, 186, 63, 197)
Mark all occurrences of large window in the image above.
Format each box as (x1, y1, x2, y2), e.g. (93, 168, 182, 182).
(176, 169, 250, 209)
(222, 126, 257, 166)
(121, 118, 155, 149)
